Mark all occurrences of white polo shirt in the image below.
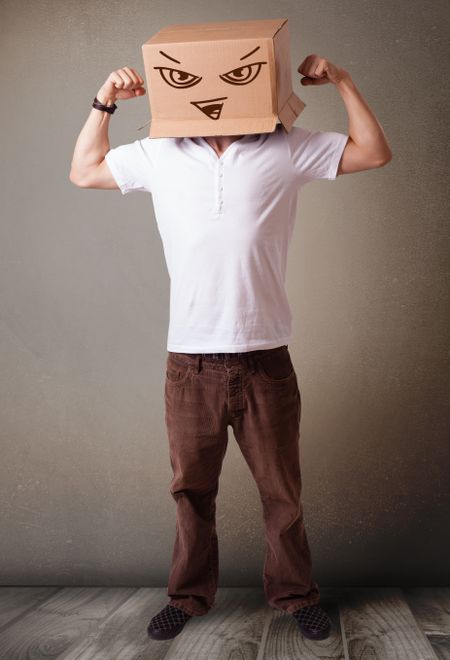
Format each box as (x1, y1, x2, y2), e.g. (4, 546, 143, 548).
(104, 123, 348, 353)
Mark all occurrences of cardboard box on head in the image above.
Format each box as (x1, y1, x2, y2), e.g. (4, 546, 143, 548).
(141, 17, 306, 138)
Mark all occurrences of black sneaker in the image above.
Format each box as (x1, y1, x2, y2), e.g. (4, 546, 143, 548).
(147, 604, 192, 640)
(291, 603, 331, 640)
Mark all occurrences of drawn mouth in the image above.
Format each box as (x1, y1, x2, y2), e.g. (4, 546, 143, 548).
(190, 97, 228, 120)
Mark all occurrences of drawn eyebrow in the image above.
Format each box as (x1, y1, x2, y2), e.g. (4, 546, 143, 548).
(158, 45, 261, 66)
(159, 50, 181, 64)
(240, 46, 260, 60)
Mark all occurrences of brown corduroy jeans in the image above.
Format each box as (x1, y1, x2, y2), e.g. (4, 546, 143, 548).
(164, 344, 320, 616)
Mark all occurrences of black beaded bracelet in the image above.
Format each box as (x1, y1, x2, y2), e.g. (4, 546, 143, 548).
(92, 96, 117, 114)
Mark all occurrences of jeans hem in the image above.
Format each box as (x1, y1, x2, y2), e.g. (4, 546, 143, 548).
(168, 599, 212, 616)
(273, 595, 322, 613)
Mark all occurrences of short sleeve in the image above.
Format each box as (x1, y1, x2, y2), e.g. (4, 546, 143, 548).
(104, 138, 155, 195)
(285, 126, 348, 185)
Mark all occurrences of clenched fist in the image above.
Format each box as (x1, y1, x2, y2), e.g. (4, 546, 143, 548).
(297, 55, 349, 86)
(96, 66, 146, 105)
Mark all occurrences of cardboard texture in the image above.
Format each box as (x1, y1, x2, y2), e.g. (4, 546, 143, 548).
(141, 18, 306, 138)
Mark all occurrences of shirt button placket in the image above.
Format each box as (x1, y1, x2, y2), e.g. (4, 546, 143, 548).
(216, 161, 224, 216)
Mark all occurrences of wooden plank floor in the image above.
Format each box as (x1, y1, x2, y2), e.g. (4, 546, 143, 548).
(0, 587, 447, 659)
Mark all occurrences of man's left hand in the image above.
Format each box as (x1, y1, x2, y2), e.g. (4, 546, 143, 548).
(297, 55, 349, 85)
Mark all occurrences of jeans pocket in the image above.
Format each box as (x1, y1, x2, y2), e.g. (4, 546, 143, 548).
(256, 348, 295, 384)
(166, 358, 192, 385)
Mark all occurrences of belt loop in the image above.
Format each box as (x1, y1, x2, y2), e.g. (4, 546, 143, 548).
(194, 355, 202, 373)
(249, 353, 256, 374)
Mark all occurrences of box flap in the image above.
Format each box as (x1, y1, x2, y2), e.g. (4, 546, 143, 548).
(278, 91, 306, 132)
(144, 18, 287, 45)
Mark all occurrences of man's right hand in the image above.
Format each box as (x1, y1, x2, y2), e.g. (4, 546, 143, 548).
(96, 66, 146, 105)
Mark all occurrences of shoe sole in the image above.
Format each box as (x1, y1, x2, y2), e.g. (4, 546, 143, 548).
(147, 624, 186, 640)
(299, 624, 331, 640)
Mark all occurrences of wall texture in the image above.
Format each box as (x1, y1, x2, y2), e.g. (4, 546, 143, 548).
(0, 0, 448, 586)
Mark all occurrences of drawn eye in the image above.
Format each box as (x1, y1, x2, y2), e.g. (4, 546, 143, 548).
(219, 61, 267, 86)
(153, 67, 202, 89)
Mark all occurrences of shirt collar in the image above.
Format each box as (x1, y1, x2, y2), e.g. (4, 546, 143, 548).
(187, 132, 264, 161)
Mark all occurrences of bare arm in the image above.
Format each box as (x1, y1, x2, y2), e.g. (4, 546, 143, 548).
(69, 67, 146, 189)
(334, 74, 393, 174)
(298, 55, 393, 175)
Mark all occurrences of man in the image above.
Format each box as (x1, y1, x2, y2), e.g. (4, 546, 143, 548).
(69, 54, 392, 642)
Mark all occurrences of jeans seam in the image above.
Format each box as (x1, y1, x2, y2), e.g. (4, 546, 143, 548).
(207, 496, 217, 607)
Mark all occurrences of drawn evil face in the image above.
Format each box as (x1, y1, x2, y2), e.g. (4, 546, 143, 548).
(149, 42, 271, 124)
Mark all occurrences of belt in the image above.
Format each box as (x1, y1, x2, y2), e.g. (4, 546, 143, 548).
(199, 352, 250, 359)
(172, 345, 288, 374)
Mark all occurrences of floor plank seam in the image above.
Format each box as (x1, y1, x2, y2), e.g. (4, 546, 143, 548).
(338, 604, 350, 660)
(254, 607, 273, 660)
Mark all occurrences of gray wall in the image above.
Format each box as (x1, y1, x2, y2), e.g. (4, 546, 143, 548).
(1, 0, 448, 586)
